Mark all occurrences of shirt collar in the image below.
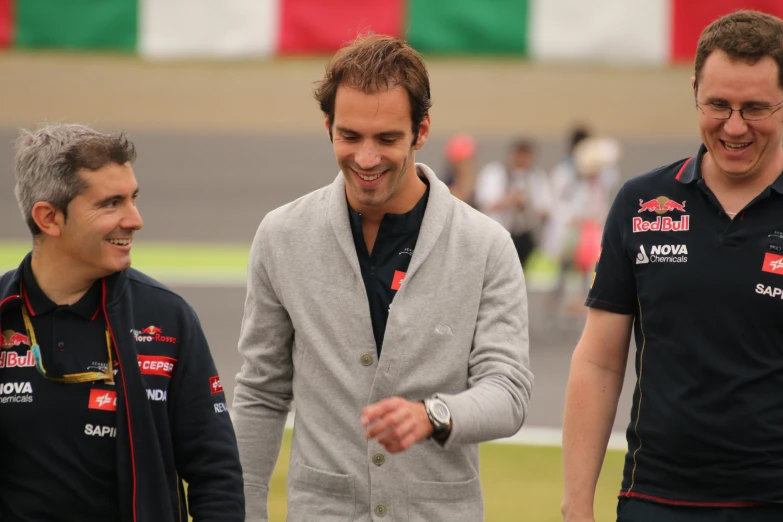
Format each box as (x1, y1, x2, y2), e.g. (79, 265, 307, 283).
(348, 177, 430, 236)
(773, 171, 783, 194)
(21, 257, 102, 320)
(678, 143, 783, 193)
(674, 144, 704, 184)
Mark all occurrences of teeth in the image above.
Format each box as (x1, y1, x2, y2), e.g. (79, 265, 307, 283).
(107, 239, 131, 246)
(357, 172, 381, 181)
(725, 142, 750, 150)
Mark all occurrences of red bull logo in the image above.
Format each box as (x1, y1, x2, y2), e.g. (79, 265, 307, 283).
(638, 197, 687, 215)
(0, 350, 35, 369)
(2, 330, 29, 349)
(633, 215, 690, 233)
(141, 325, 162, 335)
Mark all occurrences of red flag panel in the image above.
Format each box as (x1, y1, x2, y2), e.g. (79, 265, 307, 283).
(672, 0, 783, 62)
(279, 0, 404, 54)
(0, 0, 12, 48)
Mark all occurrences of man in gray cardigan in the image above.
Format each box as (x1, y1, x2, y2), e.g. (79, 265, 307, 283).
(233, 33, 533, 522)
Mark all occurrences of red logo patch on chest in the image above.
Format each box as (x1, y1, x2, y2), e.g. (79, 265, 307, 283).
(763, 253, 783, 275)
(89, 389, 117, 411)
(391, 270, 406, 291)
(137, 355, 177, 378)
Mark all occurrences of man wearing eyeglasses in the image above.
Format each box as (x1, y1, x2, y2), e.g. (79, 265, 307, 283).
(0, 124, 244, 522)
(562, 10, 783, 522)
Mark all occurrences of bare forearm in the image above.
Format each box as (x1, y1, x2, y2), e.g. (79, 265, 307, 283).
(561, 358, 624, 520)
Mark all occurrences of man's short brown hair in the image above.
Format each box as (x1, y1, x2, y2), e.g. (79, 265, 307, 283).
(694, 10, 783, 91)
(314, 33, 432, 143)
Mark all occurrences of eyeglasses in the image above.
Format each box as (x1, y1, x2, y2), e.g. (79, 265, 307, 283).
(696, 100, 783, 121)
(21, 302, 115, 385)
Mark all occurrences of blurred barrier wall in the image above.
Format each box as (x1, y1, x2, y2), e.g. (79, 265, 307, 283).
(2, 0, 783, 62)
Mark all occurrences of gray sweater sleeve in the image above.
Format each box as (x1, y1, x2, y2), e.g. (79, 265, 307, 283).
(232, 218, 294, 521)
(438, 234, 533, 448)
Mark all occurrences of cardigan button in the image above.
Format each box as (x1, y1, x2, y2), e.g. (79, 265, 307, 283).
(360, 353, 373, 366)
(372, 452, 385, 466)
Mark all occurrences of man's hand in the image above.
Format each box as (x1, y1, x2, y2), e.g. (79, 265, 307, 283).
(361, 397, 433, 453)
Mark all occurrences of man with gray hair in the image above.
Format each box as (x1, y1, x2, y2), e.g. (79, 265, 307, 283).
(0, 123, 244, 522)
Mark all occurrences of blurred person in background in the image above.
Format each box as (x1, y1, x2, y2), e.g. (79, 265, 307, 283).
(563, 10, 783, 522)
(232, 33, 532, 522)
(0, 124, 244, 522)
(542, 125, 619, 264)
(554, 137, 620, 323)
(548, 125, 592, 210)
(541, 126, 592, 321)
(475, 138, 552, 267)
(543, 129, 620, 326)
(442, 132, 477, 205)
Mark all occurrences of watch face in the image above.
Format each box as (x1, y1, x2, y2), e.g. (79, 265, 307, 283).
(432, 401, 450, 423)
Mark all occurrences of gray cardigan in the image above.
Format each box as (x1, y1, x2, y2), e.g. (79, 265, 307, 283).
(232, 164, 533, 522)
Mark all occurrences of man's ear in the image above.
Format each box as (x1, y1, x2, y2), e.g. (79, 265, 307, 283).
(413, 115, 431, 151)
(31, 201, 64, 238)
(325, 116, 333, 143)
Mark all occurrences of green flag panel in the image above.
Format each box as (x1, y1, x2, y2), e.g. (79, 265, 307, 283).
(15, 0, 137, 50)
(407, 0, 529, 54)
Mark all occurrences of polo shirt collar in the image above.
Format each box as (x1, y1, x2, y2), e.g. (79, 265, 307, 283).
(21, 256, 102, 320)
(348, 177, 430, 236)
(678, 143, 783, 193)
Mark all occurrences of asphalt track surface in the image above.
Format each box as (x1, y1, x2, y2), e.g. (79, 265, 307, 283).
(0, 128, 701, 434)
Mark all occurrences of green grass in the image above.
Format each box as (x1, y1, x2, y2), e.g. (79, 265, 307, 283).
(266, 431, 625, 522)
(0, 241, 250, 269)
(0, 242, 563, 287)
(0, 241, 252, 283)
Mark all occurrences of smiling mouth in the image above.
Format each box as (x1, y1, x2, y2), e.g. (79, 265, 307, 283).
(722, 140, 752, 151)
(106, 238, 132, 246)
(354, 168, 386, 182)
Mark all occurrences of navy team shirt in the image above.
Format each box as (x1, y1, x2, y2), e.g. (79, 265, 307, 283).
(588, 144, 783, 506)
(0, 258, 121, 521)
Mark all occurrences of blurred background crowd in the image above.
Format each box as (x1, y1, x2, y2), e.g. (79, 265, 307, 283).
(441, 127, 621, 327)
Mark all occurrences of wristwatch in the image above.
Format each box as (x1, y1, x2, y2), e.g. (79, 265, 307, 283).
(423, 396, 451, 436)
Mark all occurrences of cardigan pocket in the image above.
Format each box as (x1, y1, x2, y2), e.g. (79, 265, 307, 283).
(406, 475, 482, 522)
(287, 462, 356, 521)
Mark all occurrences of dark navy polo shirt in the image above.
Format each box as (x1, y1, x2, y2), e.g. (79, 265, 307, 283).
(0, 258, 121, 521)
(349, 179, 429, 356)
(587, 144, 783, 506)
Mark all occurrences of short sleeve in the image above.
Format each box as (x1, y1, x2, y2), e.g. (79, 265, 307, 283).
(585, 184, 637, 315)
